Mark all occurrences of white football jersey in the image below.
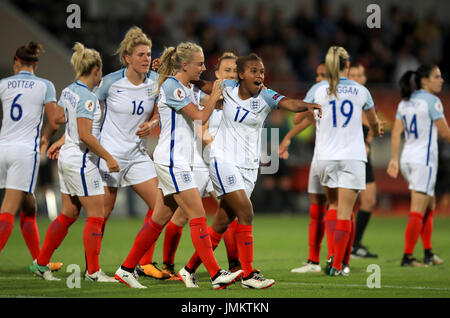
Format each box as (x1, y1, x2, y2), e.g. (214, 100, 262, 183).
(95, 69, 158, 159)
(58, 81, 101, 168)
(305, 77, 374, 162)
(0, 71, 56, 151)
(210, 80, 284, 169)
(396, 89, 444, 166)
(153, 77, 204, 170)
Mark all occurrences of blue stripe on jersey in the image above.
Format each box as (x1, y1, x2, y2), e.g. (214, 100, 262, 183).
(426, 120, 433, 166)
(75, 81, 89, 89)
(214, 159, 226, 195)
(100, 100, 108, 132)
(81, 149, 89, 196)
(122, 69, 126, 78)
(28, 111, 44, 193)
(169, 109, 179, 192)
(425, 166, 432, 194)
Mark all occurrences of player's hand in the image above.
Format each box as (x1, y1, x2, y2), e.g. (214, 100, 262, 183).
(39, 136, 50, 155)
(211, 79, 224, 100)
(373, 120, 385, 138)
(106, 157, 120, 173)
(307, 103, 322, 119)
(387, 159, 399, 178)
(136, 120, 158, 138)
(279, 139, 291, 159)
(152, 58, 161, 72)
(47, 140, 64, 160)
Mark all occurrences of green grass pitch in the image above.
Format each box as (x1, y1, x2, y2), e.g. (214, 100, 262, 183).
(0, 214, 449, 298)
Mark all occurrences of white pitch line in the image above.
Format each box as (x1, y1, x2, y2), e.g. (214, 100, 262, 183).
(283, 281, 450, 292)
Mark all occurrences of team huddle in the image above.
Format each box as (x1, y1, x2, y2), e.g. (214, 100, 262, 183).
(0, 26, 449, 290)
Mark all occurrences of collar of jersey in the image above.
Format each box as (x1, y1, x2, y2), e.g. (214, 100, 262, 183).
(75, 80, 89, 90)
(169, 76, 191, 89)
(18, 70, 34, 76)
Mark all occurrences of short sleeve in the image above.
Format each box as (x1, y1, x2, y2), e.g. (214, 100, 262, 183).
(395, 104, 403, 119)
(44, 80, 57, 104)
(161, 78, 194, 111)
(76, 94, 96, 120)
(428, 97, 444, 121)
(94, 69, 123, 101)
(362, 87, 374, 111)
(260, 88, 285, 109)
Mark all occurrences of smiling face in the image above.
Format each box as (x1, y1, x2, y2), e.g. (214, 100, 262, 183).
(125, 44, 151, 75)
(183, 50, 206, 81)
(423, 66, 444, 94)
(239, 60, 265, 96)
(215, 58, 237, 80)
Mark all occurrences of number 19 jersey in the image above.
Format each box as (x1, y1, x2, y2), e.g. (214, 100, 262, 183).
(305, 77, 374, 162)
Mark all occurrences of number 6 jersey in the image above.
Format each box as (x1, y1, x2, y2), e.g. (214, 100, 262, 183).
(0, 71, 56, 150)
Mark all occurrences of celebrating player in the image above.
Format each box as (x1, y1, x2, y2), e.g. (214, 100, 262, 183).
(94, 26, 166, 279)
(114, 42, 243, 289)
(387, 65, 450, 267)
(180, 53, 321, 289)
(306, 46, 383, 276)
(30, 42, 119, 282)
(160, 52, 241, 276)
(0, 41, 62, 271)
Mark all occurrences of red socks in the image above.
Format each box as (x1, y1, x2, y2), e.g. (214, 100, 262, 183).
(138, 209, 157, 266)
(404, 211, 423, 255)
(20, 212, 41, 260)
(187, 225, 223, 272)
(189, 217, 220, 278)
(343, 214, 355, 265)
(122, 216, 163, 269)
(83, 217, 105, 274)
(163, 220, 184, 265)
(223, 219, 239, 264)
(325, 209, 337, 258)
(236, 224, 254, 277)
(332, 219, 351, 271)
(0, 212, 15, 253)
(421, 209, 434, 250)
(37, 213, 76, 266)
(308, 204, 327, 263)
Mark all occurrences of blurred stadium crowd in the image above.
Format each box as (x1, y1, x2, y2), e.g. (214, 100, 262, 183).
(4, 0, 450, 214)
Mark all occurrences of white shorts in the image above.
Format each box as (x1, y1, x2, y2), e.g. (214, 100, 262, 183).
(317, 160, 366, 191)
(98, 153, 157, 188)
(155, 163, 197, 196)
(400, 162, 437, 196)
(0, 145, 39, 193)
(308, 160, 325, 195)
(209, 159, 258, 198)
(193, 169, 214, 198)
(58, 160, 104, 197)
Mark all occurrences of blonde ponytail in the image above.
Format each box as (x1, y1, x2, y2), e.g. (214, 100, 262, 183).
(325, 46, 350, 97)
(70, 42, 102, 79)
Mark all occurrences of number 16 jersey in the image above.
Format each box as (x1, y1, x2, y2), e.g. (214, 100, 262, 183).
(95, 68, 158, 159)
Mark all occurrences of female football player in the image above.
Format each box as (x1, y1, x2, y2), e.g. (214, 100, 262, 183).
(387, 65, 450, 267)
